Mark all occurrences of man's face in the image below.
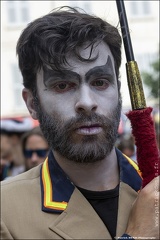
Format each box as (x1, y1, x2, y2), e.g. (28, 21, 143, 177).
(27, 42, 122, 163)
(24, 135, 48, 170)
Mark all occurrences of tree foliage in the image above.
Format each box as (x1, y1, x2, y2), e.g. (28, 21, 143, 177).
(142, 58, 159, 99)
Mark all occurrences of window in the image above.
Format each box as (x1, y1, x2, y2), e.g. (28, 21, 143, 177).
(136, 53, 158, 72)
(6, 1, 30, 25)
(130, 1, 151, 17)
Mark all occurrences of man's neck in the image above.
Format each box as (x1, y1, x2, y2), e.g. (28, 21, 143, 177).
(53, 148, 119, 191)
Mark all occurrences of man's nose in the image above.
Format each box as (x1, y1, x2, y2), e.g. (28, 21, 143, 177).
(75, 85, 98, 114)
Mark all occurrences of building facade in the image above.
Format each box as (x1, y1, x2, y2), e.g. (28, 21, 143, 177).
(1, 1, 159, 117)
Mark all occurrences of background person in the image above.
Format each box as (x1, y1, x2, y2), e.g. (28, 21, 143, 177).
(0, 130, 25, 181)
(116, 134, 137, 161)
(0, 131, 14, 181)
(21, 127, 49, 171)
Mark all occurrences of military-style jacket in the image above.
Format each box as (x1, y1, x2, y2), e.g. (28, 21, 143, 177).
(1, 149, 142, 239)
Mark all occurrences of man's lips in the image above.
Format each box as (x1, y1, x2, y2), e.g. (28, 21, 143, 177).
(75, 123, 103, 135)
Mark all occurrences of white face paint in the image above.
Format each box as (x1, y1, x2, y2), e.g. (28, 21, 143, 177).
(37, 42, 119, 125)
(33, 41, 121, 163)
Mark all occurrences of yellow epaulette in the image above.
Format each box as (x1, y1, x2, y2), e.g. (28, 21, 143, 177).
(123, 154, 143, 179)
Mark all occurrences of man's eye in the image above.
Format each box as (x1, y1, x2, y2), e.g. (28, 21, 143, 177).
(92, 80, 109, 89)
(94, 80, 105, 86)
(57, 83, 67, 89)
(53, 82, 76, 93)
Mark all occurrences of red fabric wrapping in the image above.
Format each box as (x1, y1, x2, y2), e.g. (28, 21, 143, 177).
(126, 107, 160, 188)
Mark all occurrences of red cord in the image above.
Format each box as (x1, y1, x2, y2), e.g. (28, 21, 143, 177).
(126, 107, 160, 188)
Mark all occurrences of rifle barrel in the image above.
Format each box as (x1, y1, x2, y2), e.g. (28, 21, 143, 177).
(116, 0, 135, 62)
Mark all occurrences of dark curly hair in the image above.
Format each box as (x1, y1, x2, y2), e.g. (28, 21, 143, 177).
(16, 6, 122, 93)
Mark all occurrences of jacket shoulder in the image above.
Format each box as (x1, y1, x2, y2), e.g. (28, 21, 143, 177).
(1, 164, 42, 191)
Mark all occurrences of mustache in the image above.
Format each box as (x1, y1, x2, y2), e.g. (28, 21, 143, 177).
(36, 96, 122, 136)
(58, 113, 116, 133)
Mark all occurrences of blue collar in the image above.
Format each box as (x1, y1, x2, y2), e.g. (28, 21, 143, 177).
(40, 149, 142, 213)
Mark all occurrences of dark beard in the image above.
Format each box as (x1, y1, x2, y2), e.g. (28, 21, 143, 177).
(34, 96, 122, 164)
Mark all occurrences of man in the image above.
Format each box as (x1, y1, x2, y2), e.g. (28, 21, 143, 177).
(0, 132, 13, 181)
(1, 7, 159, 240)
(0, 131, 24, 181)
(21, 127, 49, 171)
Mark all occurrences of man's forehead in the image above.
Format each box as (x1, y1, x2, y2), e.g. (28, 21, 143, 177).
(42, 55, 115, 86)
(78, 41, 112, 57)
(38, 42, 115, 79)
(66, 41, 113, 65)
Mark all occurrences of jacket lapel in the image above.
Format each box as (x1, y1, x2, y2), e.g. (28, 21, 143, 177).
(116, 182, 138, 238)
(49, 187, 112, 239)
(43, 150, 141, 239)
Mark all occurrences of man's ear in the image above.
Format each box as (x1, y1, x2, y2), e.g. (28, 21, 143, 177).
(22, 88, 38, 120)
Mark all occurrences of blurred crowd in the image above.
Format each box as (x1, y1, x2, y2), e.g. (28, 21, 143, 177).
(0, 118, 49, 181)
(0, 113, 159, 181)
